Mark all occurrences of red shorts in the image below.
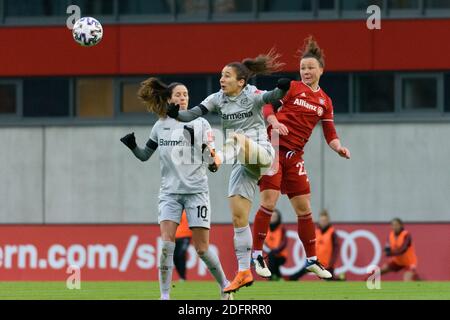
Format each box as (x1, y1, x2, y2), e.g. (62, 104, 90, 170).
(259, 147, 310, 197)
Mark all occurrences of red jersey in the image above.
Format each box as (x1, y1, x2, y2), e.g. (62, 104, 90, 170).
(263, 81, 338, 152)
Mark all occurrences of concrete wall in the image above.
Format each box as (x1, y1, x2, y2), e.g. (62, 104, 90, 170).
(0, 123, 449, 223)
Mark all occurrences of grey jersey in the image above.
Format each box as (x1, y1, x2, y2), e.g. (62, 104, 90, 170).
(200, 84, 268, 144)
(149, 117, 213, 194)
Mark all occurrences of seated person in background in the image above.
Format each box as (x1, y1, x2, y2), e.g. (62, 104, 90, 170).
(263, 209, 287, 281)
(381, 218, 419, 281)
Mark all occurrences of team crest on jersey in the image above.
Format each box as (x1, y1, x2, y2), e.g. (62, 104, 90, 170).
(317, 106, 324, 116)
(240, 97, 249, 106)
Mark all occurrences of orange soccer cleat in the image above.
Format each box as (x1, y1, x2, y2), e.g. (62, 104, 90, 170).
(223, 269, 254, 293)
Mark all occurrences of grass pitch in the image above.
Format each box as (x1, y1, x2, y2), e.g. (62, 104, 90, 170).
(0, 281, 448, 300)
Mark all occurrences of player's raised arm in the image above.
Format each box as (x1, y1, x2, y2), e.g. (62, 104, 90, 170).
(167, 103, 209, 122)
(261, 78, 291, 105)
(120, 132, 157, 162)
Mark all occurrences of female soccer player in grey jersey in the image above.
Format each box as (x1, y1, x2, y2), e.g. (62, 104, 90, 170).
(120, 78, 232, 300)
(166, 50, 291, 293)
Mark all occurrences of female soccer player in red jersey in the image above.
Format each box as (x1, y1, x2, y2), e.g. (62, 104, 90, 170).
(251, 36, 351, 279)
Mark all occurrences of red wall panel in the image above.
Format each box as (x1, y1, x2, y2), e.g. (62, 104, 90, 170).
(0, 19, 449, 76)
(0, 224, 448, 281)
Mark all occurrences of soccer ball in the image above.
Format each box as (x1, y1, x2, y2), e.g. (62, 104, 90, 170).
(72, 17, 103, 47)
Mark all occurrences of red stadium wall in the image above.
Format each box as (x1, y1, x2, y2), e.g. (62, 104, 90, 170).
(1, 19, 449, 76)
(0, 224, 448, 281)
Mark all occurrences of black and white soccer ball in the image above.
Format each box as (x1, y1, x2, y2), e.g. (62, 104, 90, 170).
(72, 17, 103, 47)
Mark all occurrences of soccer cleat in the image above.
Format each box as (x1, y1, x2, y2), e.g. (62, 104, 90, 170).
(220, 290, 235, 300)
(253, 255, 272, 278)
(223, 269, 254, 293)
(305, 259, 332, 279)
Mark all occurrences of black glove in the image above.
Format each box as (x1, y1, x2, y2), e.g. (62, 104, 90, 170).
(183, 125, 195, 146)
(384, 246, 392, 257)
(272, 99, 282, 112)
(277, 78, 291, 92)
(202, 144, 219, 173)
(167, 103, 180, 119)
(120, 132, 137, 150)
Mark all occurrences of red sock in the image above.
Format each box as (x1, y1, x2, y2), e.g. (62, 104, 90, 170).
(252, 206, 273, 251)
(297, 213, 316, 258)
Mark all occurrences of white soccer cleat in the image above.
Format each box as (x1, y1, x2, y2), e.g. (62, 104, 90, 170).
(253, 255, 272, 278)
(305, 259, 332, 279)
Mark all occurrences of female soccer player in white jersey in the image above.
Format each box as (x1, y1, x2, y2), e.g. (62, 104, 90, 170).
(120, 78, 232, 300)
(166, 50, 291, 293)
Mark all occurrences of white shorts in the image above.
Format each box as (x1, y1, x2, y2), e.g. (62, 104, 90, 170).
(158, 192, 211, 229)
(228, 142, 275, 200)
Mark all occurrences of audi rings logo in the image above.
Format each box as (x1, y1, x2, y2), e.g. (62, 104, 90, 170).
(280, 229, 382, 276)
(335, 230, 382, 275)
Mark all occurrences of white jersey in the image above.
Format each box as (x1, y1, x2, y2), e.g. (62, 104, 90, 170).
(200, 84, 269, 144)
(149, 117, 213, 194)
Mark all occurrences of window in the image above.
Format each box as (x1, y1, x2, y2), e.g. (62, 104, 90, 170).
(445, 74, 450, 112)
(254, 73, 299, 91)
(356, 74, 395, 112)
(258, 0, 312, 12)
(176, 0, 208, 14)
(70, 0, 114, 15)
(320, 73, 349, 114)
(342, 0, 383, 10)
(319, 0, 335, 9)
(118, 0, 172, 14)
(426, 0, 450, 9)
(23, 78, 70, 117)
(121, 82, 146, 113)
(388, 0, 418, 9)
(0, 84, 17, 114)
(5, 0, 67, 16)
(401, 76, 438, 110)
(76, 78, 113, 117)
(212, 0, 253, 13)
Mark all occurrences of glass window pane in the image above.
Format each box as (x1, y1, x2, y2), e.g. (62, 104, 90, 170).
(77, 78, 113, 117)
(161, 75, 208, 107)
(357, 74, 394, 112)
(254, 73, 299, 91)
(426, 0, 450, 9)
(71, 0, 114, 15)
(0, 84, 17, 114)
(320, 74, 349, 114)
(319, 0, 335, 9)
(23, 78, 70, 117)
(342, 0, 383, 10)
(177, 0, 208, 14)
(402, 78, 438, 110)
(258, 0, 312, 12)
(121, 82, 146, 113)
(5, 0, 67, 16)
(212, 0, 253, 13)
(119, 0, 172, 14)
(445, 74, 450, 112)
(389, 0, 418, 9)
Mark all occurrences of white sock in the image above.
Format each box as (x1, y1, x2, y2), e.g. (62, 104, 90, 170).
(252, 250, 263, 260)
(159, 241, 175, 298)
(199, 248, 228, 289)
(307, 256, 317, 261)
(234, 225, 252, 271)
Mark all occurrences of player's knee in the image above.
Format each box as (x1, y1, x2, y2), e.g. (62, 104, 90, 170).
(260, 200, 276, 211)
(194, 245, 208, 256)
